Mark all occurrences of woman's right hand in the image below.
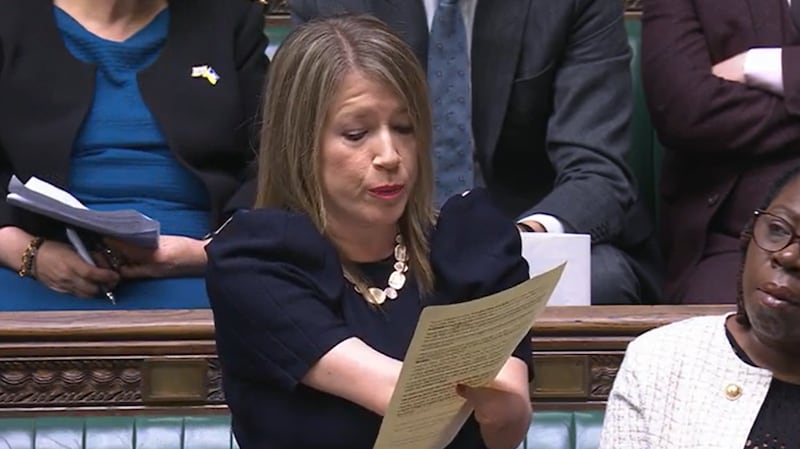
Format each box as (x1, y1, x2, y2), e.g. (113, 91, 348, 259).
(34, 241, 120, 298)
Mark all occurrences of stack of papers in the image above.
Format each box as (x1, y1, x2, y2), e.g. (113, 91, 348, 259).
(6, 176, 160, 248)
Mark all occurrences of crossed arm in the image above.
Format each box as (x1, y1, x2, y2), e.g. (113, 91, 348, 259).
(641, 0, 800, 155)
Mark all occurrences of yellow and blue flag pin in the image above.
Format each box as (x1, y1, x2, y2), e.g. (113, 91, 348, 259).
(191, 65, 220, 85)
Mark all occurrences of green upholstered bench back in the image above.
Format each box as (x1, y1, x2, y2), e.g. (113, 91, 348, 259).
(264, 21, 291, 59)
(625, 17, 658, 217)
(525, 412, 604, 449)
(0, 412, 604, 449)
(625, 15, 665, 231)
(0, 416, 240, 449)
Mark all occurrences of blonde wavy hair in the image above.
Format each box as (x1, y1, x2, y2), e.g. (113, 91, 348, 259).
(255, 15, 436, 296)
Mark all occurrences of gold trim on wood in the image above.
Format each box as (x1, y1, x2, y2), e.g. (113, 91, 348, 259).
(531, 355, 589, 399)
(142, 358, 210, 404)
(529, 352, 627, 403)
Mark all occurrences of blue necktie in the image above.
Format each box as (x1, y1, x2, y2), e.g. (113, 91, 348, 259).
(428, 0, 474, 207)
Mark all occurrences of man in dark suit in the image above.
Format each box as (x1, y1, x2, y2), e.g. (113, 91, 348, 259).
(642, 0, 800, 303)
(290, 0, 661, 304)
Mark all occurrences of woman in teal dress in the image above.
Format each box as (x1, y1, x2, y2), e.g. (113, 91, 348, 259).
(0, 0, 269, 309)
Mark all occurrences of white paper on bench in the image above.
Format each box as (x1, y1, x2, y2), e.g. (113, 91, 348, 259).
(521, 233, 590, 306)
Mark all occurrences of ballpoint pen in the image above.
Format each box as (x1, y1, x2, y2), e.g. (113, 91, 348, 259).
(65, 228, 116, 304)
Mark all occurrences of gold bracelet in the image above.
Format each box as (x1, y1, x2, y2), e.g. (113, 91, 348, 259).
(18, 237, 44, 278)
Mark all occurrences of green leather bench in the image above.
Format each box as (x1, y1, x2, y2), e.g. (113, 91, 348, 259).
(523, 412, 604, 449)
(625, 17, 660, 218)
(0, 412, 603, 449)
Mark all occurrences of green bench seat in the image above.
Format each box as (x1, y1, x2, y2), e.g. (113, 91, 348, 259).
(0, 412, 603, 449)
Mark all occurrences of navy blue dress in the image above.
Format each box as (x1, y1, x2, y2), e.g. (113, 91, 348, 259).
(0, 7, 210, 310)
(206, 189, 533, 449)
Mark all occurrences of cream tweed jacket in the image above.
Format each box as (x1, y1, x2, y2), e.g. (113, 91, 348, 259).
(599, 314, 774, 449)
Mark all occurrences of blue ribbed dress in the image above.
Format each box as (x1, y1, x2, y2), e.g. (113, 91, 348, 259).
(0, 7, 210, 310)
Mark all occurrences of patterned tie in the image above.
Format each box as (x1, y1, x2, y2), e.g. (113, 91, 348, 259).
(428, 0, 474, 207)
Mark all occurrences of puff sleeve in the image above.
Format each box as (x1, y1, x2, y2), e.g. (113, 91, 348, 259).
(431, 189, 530, 302)
(430, 189, 533, 375)
(205, 209, 356, 390)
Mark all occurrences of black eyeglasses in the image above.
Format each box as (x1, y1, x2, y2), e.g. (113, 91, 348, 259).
(751, 209, 800, 253)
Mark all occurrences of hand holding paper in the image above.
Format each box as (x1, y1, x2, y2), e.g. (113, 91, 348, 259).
(456, 382, 529, 425)
(372, 263, 565, 449)
(455, 362, 532, 449)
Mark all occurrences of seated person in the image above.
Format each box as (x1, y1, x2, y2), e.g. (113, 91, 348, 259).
(0, 0, 268, 309)
(642, 0, 800, 303)
(290, 0, 662, 305)
(206, 15, 533, 449)
(599, 165, 800, 447)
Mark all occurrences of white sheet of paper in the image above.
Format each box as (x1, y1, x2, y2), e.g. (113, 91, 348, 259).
(372, 263, 566, 449)
(521, 233, 590, 306)
(7, 176, 88, 210)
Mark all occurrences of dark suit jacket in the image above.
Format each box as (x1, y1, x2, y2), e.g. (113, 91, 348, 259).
(0, 0, 268, 240)
(642, 0, 800, 302)
(290, 0, 662, 301)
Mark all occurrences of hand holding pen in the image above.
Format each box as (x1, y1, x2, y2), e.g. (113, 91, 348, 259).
(31, 237, 120, 299)
(66, 228, 121, 304)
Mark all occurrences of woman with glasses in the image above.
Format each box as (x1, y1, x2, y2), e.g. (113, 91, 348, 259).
(599, 165, 800, 448)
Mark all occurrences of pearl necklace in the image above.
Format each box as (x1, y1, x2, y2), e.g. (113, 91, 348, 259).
(354, 234, 409, 305)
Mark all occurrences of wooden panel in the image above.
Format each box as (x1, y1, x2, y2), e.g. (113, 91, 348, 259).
(0, 305, 733, 416)
(528, 305, 733, 409)
(532, 355, 589, 398)
(142, 358, 210, 404)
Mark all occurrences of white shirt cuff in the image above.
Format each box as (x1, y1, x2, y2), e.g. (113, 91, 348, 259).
(519, 214, 565, 234)
(744, 48, 784, 95)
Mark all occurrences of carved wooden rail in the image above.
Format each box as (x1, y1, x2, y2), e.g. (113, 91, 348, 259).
(530, 305, 734, 410)
(0, 305, 732, 416)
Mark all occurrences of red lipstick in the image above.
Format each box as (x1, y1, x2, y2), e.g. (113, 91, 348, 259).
(368, 184, 404, 199)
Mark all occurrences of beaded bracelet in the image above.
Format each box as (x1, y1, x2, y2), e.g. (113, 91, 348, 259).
(18, 237, 44, 278)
